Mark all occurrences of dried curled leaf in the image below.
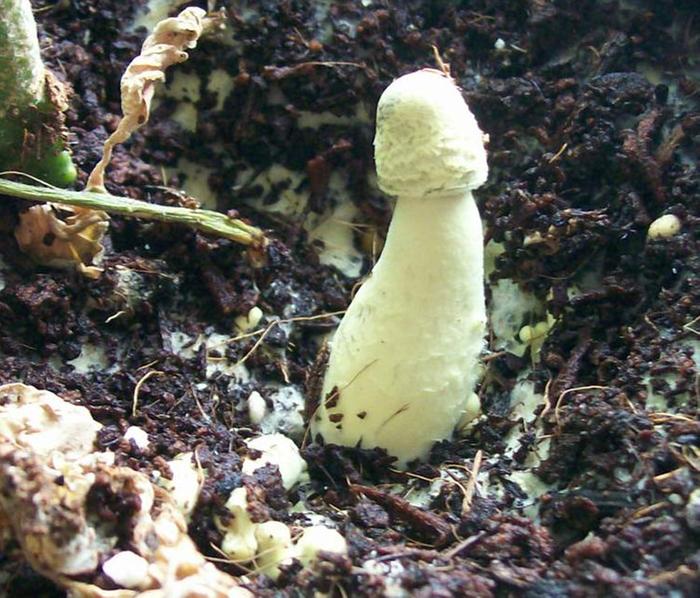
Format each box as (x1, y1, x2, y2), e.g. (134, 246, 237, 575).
(87, 7, 221, 190)
(0, 384, 252, 598)
(14, 203, 109, 278)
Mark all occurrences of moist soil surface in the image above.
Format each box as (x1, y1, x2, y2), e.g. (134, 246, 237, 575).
(1, 1, 698, 596)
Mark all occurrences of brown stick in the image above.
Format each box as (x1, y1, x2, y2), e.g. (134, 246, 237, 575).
(350, 483, 451, 547)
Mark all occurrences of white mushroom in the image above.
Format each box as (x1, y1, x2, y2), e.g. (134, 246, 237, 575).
(312, 69, 489, 465)
(217, 488, 346, 579)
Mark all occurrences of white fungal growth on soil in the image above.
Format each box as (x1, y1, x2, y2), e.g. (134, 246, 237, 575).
(312, 69, 489, 465)
(0, 384, 252, 597)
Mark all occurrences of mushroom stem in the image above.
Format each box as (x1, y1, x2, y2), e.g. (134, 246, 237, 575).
(375, 191, 483, 303)
(312, 69, 488, 466)
(312, 191, 485, 465)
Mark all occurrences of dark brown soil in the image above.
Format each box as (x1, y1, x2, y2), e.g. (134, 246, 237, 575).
(0, 0, 698, 596)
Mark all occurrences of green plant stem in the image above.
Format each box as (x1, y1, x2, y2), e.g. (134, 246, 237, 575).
(0, 0, 77, 187)
(0, 178, 265, 246)
(0, 0, 44, 115)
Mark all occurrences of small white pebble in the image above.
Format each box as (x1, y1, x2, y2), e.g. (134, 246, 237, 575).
(235, 306, 264, 332)
(614, 468, 632, 483)
(102, 551, 149, 589)
(494, 38, 506, 50)
(123, 426, 149, 450)
(647, 214, 681, 240)
(247, 391, 267, 425)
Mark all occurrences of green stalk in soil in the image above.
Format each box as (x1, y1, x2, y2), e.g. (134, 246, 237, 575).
(0, 177, 265, 247)
(0, 0, 77, 187)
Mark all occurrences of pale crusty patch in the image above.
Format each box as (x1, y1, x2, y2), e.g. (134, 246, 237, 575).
(0, 383, 251, 598)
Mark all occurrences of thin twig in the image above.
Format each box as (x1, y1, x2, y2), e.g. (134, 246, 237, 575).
(653, 467, 685, 482)
(682, 315, 700, 336)
(461, 450, 483, 515)
(548, 142, 568, 163)
(233, 312, 346, 367)
(350, 483, 452, 547)
(554, 385, 609, 428)
(206, 310, 346, 357)
(132, 370, 164, 417)
(431, 45, 450, 77)
(537, 377, 553, 420)
(649, 412, 695, 424)
(443, 531, 486, 560)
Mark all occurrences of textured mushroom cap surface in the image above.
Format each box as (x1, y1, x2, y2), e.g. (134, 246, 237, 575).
(374, 69, 488, 197)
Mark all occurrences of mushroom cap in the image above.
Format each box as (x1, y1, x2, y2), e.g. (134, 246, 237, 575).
(374, 69, 488, 198)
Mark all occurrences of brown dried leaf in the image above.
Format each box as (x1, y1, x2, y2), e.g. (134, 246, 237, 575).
(14, 203, 109, 278)
(86, 7, 222, 191)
